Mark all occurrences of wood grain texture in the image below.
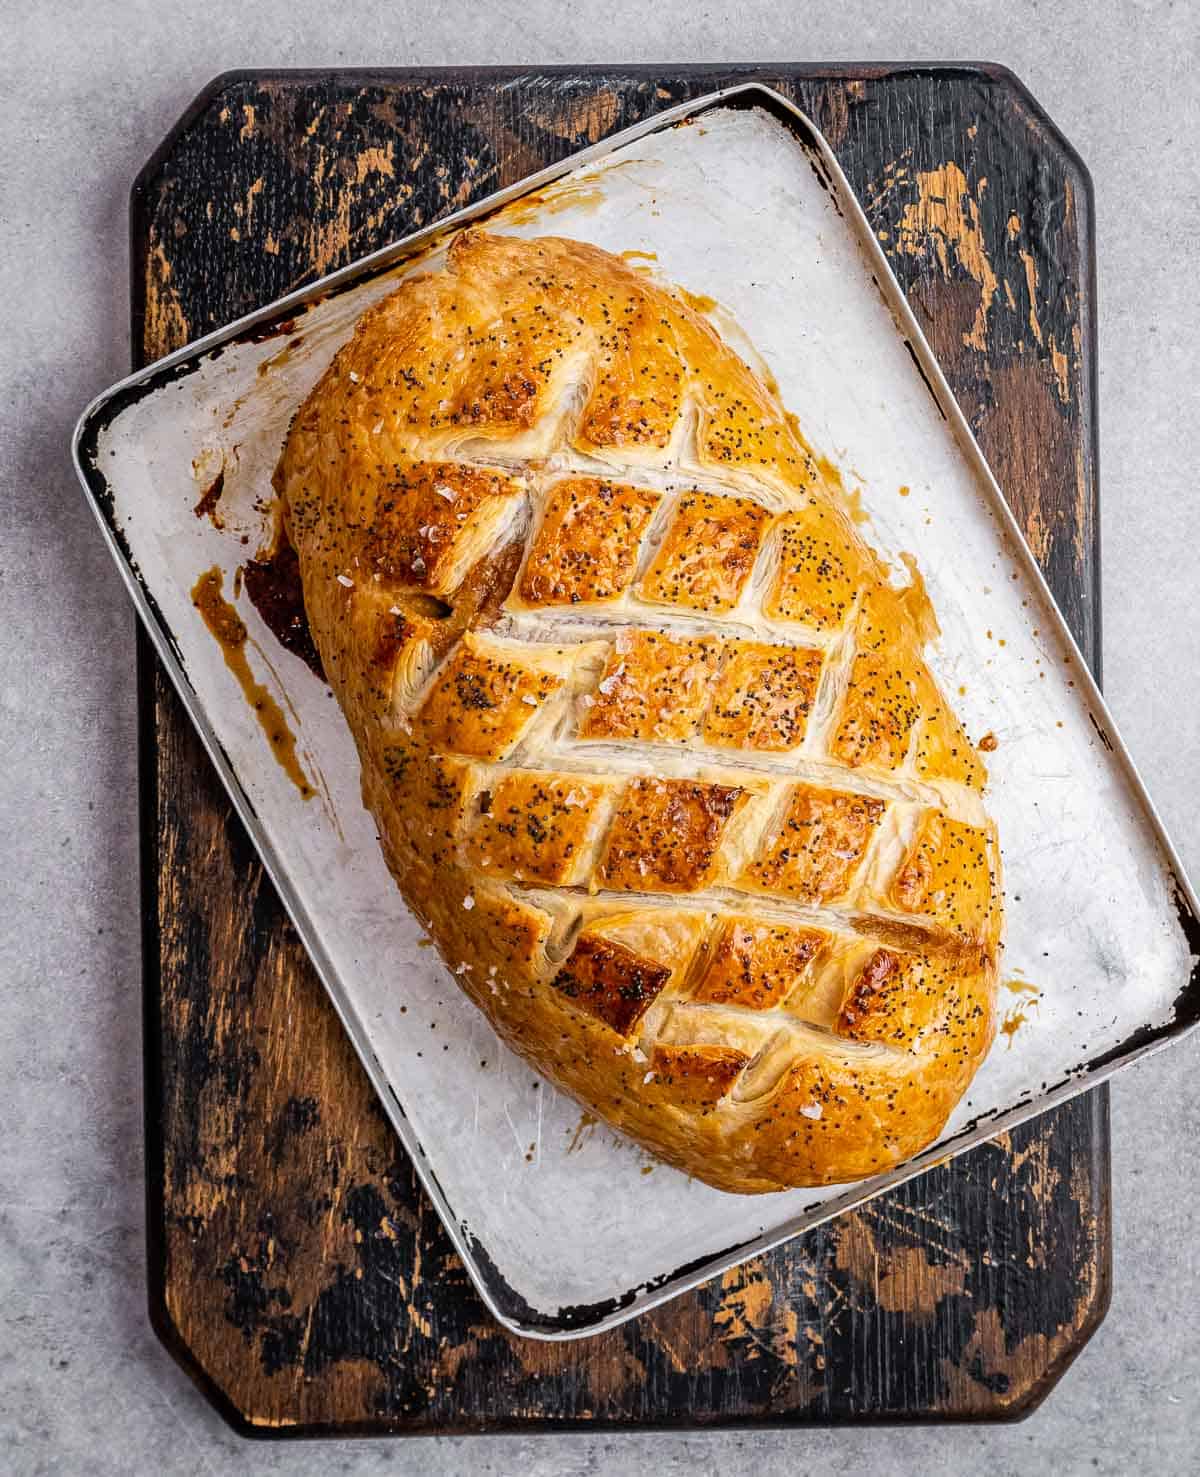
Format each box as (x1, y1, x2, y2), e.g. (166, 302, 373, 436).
(133, 65, 1109, 1435)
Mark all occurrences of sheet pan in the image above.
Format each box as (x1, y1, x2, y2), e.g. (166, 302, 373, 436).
(74, 85, 1200, 1338)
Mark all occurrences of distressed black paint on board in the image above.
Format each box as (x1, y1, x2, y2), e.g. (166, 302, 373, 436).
(134, 66, 1109, 1436)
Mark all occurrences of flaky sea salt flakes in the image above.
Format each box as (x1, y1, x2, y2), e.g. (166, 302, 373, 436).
(643, 1071, 656, 1085)
(388, 605, 402, 615)
(348, 370, 360, 383)
(434, 484, 456, 502)
(462, 895, 475, 911)
(520, 694, 538, 706)
(597, 664, 625, 695)
(630, 1046, 647, 1064)
(336, 573, 354, 587)
(455, 962, 473, 975)
(372, 420, 384, 434)
(799, 1103, 823, 1120)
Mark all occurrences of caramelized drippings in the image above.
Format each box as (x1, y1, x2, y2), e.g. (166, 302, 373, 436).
(245, 496, 521, 692)
(193, 469, 225, 526)
(454, 538, 524, 633)
(1000, 1009, 1027, 1046)
(566, 1112, 599, 1154)
(243, 530, 325, 680)
(256, 334, 306, 377)
(495, 178, 606, 226)
(244, 315, 297, 345)
(999, 979, 1041, 1047)
(190, 566, 315, 800)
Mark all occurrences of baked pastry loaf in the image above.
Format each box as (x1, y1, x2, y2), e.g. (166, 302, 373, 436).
(276, 230, 1001, 1193)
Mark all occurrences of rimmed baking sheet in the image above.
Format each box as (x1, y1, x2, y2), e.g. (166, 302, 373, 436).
(74, 85, 1200, 1338)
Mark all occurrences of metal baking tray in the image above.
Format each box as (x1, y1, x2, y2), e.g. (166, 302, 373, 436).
(73, 84, 1200, 1340)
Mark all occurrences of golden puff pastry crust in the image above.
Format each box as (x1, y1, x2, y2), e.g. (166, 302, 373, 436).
(276, 230, 1002, 1193)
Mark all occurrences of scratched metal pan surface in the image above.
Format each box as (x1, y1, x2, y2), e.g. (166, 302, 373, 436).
(74, 84, 1200, 1340)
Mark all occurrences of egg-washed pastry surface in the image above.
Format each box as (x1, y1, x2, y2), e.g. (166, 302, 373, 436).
(276, 230, 1001, 1193)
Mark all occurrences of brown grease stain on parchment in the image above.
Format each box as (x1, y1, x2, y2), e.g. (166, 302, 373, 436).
(191, 566, 315, 800)
(999, 977, 1042, 1048)
(193, 468, 225, 526)
(494, 177, 608, 228)
(566, 1111, 599, 1153)
(256, 334, 307, 378)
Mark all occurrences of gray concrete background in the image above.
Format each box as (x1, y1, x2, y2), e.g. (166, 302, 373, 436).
(2, 2, 1198, 1472)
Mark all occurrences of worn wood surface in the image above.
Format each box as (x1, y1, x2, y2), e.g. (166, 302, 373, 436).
(133, 66, 1108, 1434)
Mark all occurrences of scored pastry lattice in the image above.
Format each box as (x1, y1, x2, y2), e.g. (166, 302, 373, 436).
(279, 231, 1001, 1189)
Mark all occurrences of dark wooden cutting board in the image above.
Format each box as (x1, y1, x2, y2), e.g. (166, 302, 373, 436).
(133, 64, 1108, 1434)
